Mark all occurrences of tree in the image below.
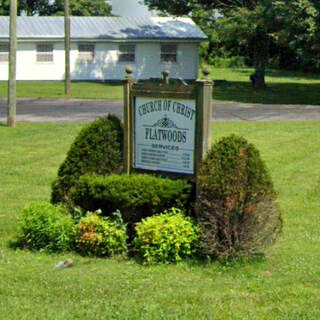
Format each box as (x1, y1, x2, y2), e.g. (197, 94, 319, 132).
(20, 0, 52, 16)
(214, 1, 277, 88)
(144, 0, 275, 88)
(51, 0, 112, 16)
(0, 0, 10, 15)
(274, 0, 320, 71)
(0, 0, 112, 16)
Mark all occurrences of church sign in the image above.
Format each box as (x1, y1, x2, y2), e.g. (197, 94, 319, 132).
(134, 97, 196, 174)
(123, 68, 212, 179)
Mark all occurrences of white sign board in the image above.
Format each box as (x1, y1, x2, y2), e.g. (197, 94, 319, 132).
(134, 97, 196, 174)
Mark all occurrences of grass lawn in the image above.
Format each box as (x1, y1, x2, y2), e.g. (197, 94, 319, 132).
(1, 122, 320, 319)
(211, 68, 320, 105)
(1, 68, 320, 105)
(0, 81, 123, 100)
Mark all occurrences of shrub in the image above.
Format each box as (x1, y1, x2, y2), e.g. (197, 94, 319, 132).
(195, 135, 282, 258)
(74, 210, 127, 257)
(51, 115, 124, 204)
(70, 174, 192, 231)
(134, 208, 200, 264)
(17, 202, 74, 252)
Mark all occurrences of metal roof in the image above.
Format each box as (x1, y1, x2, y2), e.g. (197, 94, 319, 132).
(0, 16, 207, 41)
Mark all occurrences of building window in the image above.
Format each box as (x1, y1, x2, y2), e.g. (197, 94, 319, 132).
(78, 44, 95, 62)
(37, 44, 54, 62)
(161, 44, 177, 63)
(118, 44, 135, 62)
(0, 43, 9, 62)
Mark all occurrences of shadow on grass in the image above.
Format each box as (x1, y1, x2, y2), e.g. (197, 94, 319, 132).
(234, 68, 320, 80)
(8, 238, 27, 251)
(7, 240, 267, 272)
(128, 248, 266, 270)
(213, 81, 320, 105)
(264, 69, 320, 80)
(182, 253, 266, 270)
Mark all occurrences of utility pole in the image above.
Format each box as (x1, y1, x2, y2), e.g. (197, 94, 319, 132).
(64, 0, 71, 97)
(7, 0, 17, 128)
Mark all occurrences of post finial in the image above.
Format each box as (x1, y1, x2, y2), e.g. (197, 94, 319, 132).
(125, 66, 133, 79)
(202, 67, 211, 80)
(162, 70, 170, 84)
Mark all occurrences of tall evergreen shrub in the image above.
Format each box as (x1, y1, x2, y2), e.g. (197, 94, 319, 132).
(51, 115, 123, 204)
(196, 135, 282, 258)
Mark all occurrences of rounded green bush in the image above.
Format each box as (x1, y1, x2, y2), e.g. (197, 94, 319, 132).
(74, 211, 127, 257)
(51, 115, 123, 204)
(134, 208, 200, 264)
(196, 135, 282, 258)
(70, 174, 192, 232)
(17, 202, 74, 252)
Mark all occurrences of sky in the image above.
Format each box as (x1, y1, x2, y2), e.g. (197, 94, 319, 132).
(110, 0, 157, 17)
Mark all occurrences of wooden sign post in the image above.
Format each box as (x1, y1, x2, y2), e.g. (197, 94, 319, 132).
(123, 67, 212, 181)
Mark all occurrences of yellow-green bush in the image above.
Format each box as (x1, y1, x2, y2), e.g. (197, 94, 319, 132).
(134, 208, 200, 264)
(17, 202, 74, 252)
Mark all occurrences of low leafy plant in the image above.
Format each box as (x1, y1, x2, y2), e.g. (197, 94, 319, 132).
(195, 135, 282, 258)
(17, 202, 74, 252)
(134, 208, 200, 264)
(70, 174, 192, 232)
(74, 210, 127, 257)
(51, 115, 124, 204)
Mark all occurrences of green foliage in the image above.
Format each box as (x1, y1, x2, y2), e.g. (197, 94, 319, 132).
(51, 0, 112, 16)
(134, 208, 200, 264)
(51, 115, 123, 204)
(0, 0, 9, 15)
(70, 174, 192, 231)
(196, 135, 282, 258)
(0, 0, 112, 16)
(275, 0, 320, 71)
(74, 210, 127, 257)
(16, 202, 74, 252)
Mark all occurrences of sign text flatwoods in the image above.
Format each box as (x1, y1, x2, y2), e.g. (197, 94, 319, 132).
(134, 97, 196, 174)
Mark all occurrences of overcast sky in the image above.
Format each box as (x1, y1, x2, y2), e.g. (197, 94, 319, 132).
(110, 0, 157, 17)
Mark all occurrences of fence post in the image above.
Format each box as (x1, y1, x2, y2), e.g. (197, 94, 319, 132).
(195, 67, 213, 175)
(195, 67, 213, 201)
(7, 0, 17, 128)
(123, 66, 134, 174)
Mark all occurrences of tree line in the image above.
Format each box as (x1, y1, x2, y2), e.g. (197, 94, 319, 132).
(0, 0, 111, 16)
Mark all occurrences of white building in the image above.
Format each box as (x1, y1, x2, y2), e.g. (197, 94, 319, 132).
(0, 16, 207, 81)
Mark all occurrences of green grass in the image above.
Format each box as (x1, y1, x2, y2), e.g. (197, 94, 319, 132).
(0, 81, 123, 100)
(1, 122, 320, 319)
(210, 68, 320, 105)
(2, 68, 320, 104)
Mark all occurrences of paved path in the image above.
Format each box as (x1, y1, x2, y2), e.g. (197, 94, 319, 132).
(1, 98, 320, 123)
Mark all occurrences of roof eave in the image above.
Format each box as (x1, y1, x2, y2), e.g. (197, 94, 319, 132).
(0, 36, 207, 43)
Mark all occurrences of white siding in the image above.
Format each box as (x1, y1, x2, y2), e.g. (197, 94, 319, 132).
(0, 41, 199, 81)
